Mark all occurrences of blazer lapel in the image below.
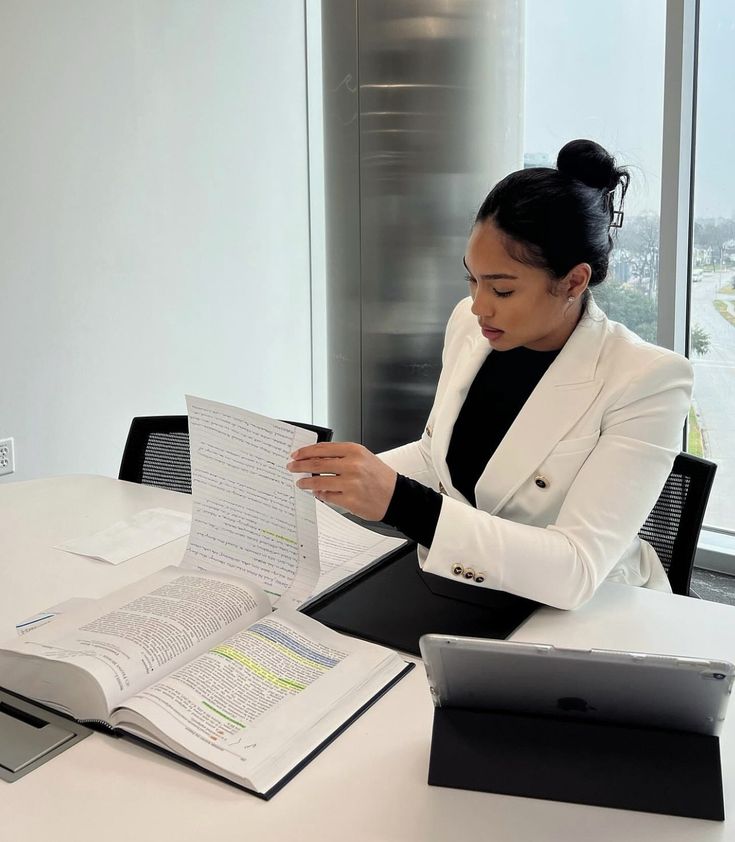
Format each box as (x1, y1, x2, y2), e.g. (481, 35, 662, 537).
(432, 331, 490, 501)
(474, 301, 608, 514)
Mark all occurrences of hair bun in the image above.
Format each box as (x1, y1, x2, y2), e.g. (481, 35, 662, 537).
(556, 139, 619, 191)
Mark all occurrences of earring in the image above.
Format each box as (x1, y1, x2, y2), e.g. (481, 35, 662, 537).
(567, 296, 575, 303)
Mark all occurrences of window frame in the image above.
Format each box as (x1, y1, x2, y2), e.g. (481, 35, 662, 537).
(658, 0, 697, 358)
(660, 0, 735, 573)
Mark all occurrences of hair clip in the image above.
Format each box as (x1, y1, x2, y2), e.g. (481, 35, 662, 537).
(610, 210, 624, 229)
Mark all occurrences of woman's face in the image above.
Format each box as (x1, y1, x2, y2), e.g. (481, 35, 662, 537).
(464, 221, 584, 352)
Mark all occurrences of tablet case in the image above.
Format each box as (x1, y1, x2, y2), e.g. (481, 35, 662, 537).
(303, 544, 538, 656)
(428, 705, 725, 820)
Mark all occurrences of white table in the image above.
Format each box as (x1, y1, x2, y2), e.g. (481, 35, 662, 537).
(2, 474, 735, 841)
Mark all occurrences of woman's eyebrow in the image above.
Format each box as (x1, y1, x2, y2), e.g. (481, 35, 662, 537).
(462, 257, 518, 282)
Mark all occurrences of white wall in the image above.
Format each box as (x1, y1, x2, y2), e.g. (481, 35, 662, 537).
(0, 0, 313, 482)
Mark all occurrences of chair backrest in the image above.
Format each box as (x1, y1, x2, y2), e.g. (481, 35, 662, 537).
(119, 415, 333, 494)
(637, 453, 717, 596)
(119, 416, 192, 492)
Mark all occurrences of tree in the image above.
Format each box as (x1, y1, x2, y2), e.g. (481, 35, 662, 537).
(593, 281, 657, 342)
(613, 214, 660, 298)
(690, 323, 711, 356)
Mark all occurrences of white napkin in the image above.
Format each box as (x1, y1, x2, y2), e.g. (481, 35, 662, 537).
(55, 507, 192, 565)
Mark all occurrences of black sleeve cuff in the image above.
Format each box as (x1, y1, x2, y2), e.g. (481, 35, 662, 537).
(381, 473, 443, 548)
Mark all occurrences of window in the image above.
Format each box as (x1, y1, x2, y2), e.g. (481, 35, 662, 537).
(525, 0, 735, 556)
(524, 0, 667, 339)
(688, 0, 735, 534)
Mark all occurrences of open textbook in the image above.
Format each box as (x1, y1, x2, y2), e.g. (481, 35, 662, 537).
(0, 567, 411, 797)
(3, 398, 412, 794)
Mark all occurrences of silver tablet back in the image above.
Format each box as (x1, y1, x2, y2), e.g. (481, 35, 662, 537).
(420, 635, 734, 736)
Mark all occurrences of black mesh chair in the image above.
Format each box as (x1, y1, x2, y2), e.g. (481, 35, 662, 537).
(638, 453, 717, 596)
(119, 415, 333, 494)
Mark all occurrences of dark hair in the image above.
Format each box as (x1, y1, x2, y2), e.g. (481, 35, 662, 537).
(475, 139, 629, 287)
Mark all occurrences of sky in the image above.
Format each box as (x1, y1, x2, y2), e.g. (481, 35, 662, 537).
(693, 0, 735, 218)
(524, 0, 733, 219)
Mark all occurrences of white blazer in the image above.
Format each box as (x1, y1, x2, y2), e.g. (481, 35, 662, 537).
(379, 296, 694, 610)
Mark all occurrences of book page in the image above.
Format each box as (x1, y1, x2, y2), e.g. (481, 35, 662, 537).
(310, 501, 408, 599)
(117, 613, 349, 738)
(181, 396, 320, 610)
(0, 567, 270, 720)
(112, 609, 406, 790)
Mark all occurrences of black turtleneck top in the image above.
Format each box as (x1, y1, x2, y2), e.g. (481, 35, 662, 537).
(382, 345, 561, 546)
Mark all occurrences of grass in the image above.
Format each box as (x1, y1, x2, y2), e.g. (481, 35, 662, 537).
(688, 406, 704, 458)
(714, 299, 735, 328)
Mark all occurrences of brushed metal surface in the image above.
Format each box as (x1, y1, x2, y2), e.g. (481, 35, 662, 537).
(323, 0, 523, 452)
(321, 0, 362, 444)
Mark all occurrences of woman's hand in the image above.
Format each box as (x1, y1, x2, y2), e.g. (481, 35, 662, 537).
(287, 442, 397, 521)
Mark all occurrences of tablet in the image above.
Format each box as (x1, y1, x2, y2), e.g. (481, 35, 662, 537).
(419, 635, 735, 736)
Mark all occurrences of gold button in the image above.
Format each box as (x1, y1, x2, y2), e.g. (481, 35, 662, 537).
(475, 574, 485, 584)
(426, 424, 433, 438)
(451, 563, 464, 577)
(463, 569, 475, 580)
(534, 475, 549, 489)
(439, 482, 446, 494)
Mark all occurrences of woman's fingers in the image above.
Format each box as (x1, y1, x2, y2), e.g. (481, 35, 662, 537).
(286, 441, 396, 520)
(296, 475, 345, 492)
(290, 442, 358, 461)
(287, 457, 342, 474)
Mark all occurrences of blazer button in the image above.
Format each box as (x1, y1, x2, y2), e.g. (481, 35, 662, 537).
(426, 424, 433, 438)
(475, 574, 485, 584)
(463, 569, 475, 580)
(451, 563, 464, 577)
(534, 475, 549, 489)
(439, 482, 446, 494)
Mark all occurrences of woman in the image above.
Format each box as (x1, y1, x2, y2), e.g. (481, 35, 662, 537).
(287, 139, 693, 610)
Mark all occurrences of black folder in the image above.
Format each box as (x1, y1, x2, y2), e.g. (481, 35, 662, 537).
(428, 705, 725, 820)
(302, 543, 538, 656)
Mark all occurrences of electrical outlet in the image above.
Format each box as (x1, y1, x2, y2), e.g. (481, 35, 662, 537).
(0, 438, 15, 477)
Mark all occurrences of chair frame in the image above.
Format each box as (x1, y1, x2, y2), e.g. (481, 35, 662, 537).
(119, 415, 190, 485)
(119, 415, 332, 487)
(638, 452, 716, 596)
